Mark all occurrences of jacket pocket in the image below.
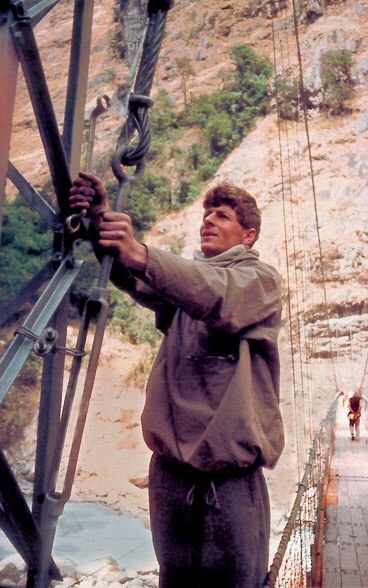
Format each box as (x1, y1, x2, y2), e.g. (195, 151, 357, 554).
(175, 354, 238, 412)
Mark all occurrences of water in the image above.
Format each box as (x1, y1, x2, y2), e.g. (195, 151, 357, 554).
(0, 502, 157, 570)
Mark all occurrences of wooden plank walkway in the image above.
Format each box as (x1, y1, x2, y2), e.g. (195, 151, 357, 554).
(322, 398, 368, 588)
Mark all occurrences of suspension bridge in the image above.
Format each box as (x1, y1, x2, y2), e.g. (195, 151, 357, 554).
(0, 1, 367, 587)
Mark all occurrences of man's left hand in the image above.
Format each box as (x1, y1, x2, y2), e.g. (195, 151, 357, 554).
(98, 211, 148, 271)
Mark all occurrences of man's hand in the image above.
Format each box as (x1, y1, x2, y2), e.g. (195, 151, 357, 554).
(69, 172, 109, 226)
(99, 211, 147, 271)
(69, 172, 147, 271)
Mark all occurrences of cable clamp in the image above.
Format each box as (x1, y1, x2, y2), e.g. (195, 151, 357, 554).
(15, 326, 86, 358)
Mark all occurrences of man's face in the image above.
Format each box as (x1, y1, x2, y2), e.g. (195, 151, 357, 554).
(200, 204, 256, 257)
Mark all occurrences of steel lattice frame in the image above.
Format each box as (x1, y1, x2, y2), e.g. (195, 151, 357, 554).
(0, 2, 172, 587)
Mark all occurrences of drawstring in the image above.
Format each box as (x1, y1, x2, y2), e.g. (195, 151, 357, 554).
(206, 480, 221, 510)
(186, 483, 195, 505)
(186, 479, 221, 510)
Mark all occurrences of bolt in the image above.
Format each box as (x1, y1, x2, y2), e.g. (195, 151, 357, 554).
(45, 328, 55, 341)
(36, 339, 46, 352)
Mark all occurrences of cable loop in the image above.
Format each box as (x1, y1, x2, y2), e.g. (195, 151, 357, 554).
(110, 3, 171, 213)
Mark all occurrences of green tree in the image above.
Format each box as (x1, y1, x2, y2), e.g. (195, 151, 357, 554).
(320, 49, 354, 115)
(227, 44, 272, 132)
(273, 75, 301, 121)
(0, 196, 52, 303)
(186, 44, 272, 157)
(150, 89, 178, 136)
(175, 56, 196, 113)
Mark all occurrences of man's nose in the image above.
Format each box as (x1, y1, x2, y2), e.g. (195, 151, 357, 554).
(203, 213, 215, 225)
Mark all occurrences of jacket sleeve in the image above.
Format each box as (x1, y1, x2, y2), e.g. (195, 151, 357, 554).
(109, 259, 177, 333)
(141, 246, 282, 333)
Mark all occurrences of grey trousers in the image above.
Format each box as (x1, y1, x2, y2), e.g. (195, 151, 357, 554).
(148, 454, 270, 588)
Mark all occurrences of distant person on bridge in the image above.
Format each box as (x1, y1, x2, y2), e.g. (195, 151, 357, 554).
(347, 390, 362, 441)
(70, 172, 285, 588)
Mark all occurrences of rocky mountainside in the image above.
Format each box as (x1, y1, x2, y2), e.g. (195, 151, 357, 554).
(5, 0, 368, 557)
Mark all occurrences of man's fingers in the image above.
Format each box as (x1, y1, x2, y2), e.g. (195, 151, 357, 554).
(99, 229, 127, 240)
(99, 219, 130, 230)
(69, 193, 93, 203)
(79, 171, 101, 185)
(69, 201, 90, 210)
(102, 211, 130, 222)
(98, 239, 122, 256)
(70, 185, 95, 196)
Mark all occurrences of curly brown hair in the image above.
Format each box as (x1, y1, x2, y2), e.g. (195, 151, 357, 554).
(203, 182, 261, 241)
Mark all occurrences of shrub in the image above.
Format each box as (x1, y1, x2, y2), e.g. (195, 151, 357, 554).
(0, 348, 41, 448)
(185, 44, 272, 155)
(150, 89, 178, 136)
(110, 289, 161, 348)
(0, 195, 52, 304)
(205, 112, 237, 156)
(320, 49, 354, 115)
(273, 75, 301, 121)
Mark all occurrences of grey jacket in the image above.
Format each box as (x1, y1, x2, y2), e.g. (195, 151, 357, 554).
(112, 244, 284, 472)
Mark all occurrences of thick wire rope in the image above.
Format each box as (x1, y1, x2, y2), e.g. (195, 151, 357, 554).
(270, 14, 303, 483)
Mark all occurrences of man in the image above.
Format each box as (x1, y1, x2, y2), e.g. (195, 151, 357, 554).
(348, 390, 362, 441)
(69, 173, 284, 588)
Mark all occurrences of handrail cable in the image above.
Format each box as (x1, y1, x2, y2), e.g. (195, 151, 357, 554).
(263, 392, 340, 587)
(359, 349, 368, 391)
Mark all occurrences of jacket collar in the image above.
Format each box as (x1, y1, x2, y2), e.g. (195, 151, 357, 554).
(193, 244, 259, 267)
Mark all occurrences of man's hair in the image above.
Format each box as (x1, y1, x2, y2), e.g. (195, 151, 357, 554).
(203, 182, 261, 242)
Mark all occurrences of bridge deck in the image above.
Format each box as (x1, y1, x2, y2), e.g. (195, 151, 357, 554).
(322, 398, 368, 588)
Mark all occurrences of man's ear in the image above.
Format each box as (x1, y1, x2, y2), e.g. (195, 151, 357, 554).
(242, 228, 257, 247)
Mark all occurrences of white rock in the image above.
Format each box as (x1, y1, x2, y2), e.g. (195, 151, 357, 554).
(126, 579, 144, 587)
(53, 578, 76, 588)
(98, 570, 128, 584)
(125, 568, 138, 579)
(141, 572, 158, 587)
(54, 556, 78, 579)
(78, 557, 116, 577)
(0, 554, 26, 572)
(77, 578, 97, 588)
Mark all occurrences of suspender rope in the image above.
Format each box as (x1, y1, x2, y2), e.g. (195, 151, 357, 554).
(270, 14, 303, 481)
(290, 0, 339, 393)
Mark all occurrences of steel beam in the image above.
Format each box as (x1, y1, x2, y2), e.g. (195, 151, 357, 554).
(7, 162, 56, 227)
(0, 449, 61, 581)
(0, 257, 83, 402)
(31, 296, 69, 588)
(10, 8, 72, 222)
(28, 0, 61, 26)
(63, 0, 95, 179)
(0, 6, 19, 243)
(0, 261, 53, 327)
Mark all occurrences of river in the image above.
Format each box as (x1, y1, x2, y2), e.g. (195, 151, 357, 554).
(0, 501, 157, 571)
